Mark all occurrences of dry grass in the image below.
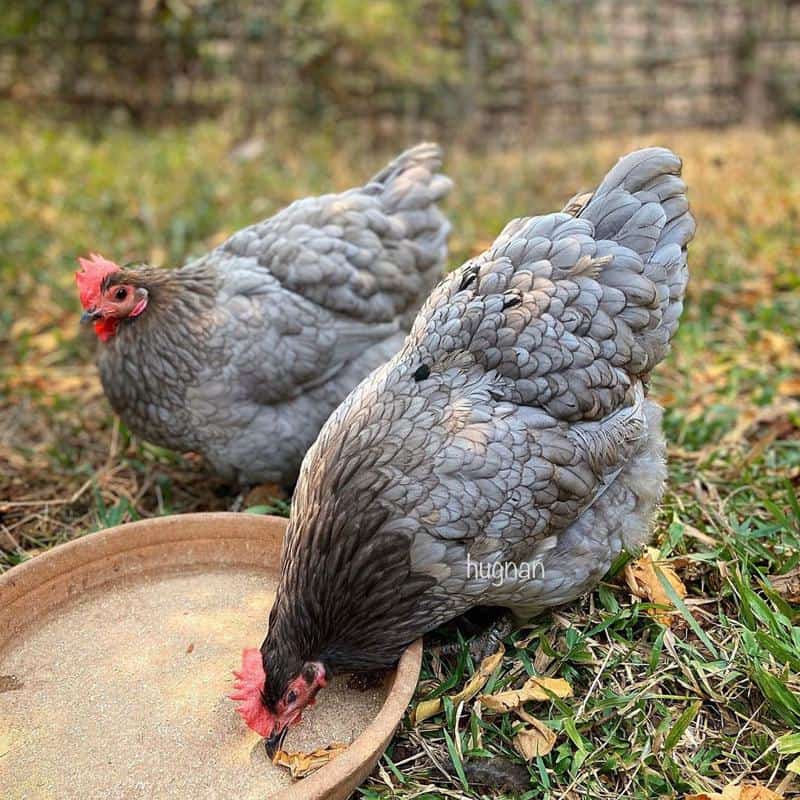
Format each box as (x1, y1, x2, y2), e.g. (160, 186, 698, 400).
(1, 109, 799, 798)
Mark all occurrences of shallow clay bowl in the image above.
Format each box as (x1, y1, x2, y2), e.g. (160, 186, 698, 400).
(0, 513, 422, 800)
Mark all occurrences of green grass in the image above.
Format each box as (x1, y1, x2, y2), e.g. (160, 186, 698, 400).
(1, 106, 799, 798)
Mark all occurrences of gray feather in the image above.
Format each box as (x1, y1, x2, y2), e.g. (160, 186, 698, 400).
(97, 144, 452, 485)
(263, 148, 693, 675)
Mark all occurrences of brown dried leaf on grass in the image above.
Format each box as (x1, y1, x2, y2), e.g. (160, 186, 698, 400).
(722, 401, 800, 446)
(734, 278, 777, 310)
(777, 377, 800, 398)
(513, 723, 556, 760)
(480, 675, 573, 713)
(413, 645, 505, 724)
(513, 708, 557, 760)
(686, 782, 783, 800)
(759, 330, 798, 362)
(624, 546, 687, 625)
(272, 743, 347, 779)
(767, 566, 800, 604)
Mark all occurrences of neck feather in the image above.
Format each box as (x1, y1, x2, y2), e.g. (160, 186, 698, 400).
(109, 264, 216, 328)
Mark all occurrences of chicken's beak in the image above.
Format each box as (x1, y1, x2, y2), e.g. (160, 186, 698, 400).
(81, 309, 101, 324)
(264, 726, 288, 758)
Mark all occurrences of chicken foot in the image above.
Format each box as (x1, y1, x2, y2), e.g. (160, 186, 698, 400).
(428, 608, 513, 662)
(468, 616, 513, 662)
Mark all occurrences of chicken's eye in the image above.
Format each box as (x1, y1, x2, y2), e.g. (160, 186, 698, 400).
(114, 287, 128, 301)
(286, 690, 297, 705)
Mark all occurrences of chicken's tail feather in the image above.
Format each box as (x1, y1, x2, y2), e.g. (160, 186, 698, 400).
(368, 142, 453, 328)
(577, 147, 695, 370)
(369, 142, 449, 193)
(408, 147, 694, 423)
(368, 141, 452, 231)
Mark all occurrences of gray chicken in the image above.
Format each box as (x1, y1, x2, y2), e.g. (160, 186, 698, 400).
(75, 144, 452, 486)
(232, 148, 695, 747)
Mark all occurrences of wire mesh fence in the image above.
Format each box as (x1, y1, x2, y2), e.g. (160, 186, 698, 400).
(2, 0, 799, 140)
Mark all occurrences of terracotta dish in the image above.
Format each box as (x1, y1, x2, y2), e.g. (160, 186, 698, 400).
(0, 513, 422, 800)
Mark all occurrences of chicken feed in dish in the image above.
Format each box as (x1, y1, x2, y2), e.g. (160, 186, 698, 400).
(0, 570, 385, 799)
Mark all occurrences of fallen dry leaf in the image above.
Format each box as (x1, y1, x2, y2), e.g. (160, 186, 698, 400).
(453, 647, 505, 701)
(481, 675, 573, 713)
(624, 546, 687, 625)
(759, 330, 796, 360)
(471, 699, 484, 749)
(272, 743, 347, 779)
(682, 524, 718, 548)
(413, 645, 505, 724)
(412, 696, 443, 725)
(513, 708, 557, 759)
(777, 377, 800, 398)
(686, 782, 783, 800)
(768, 566, 800, 603)
(514, 720, 556, 760)
(722, 401, 800, 446)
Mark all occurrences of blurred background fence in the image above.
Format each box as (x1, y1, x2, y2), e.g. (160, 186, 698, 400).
(2, 0, 800, 143)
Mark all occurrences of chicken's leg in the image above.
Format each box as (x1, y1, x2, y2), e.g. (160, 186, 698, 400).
(468, 615, 513, 661)
(428, 607, 513, 661)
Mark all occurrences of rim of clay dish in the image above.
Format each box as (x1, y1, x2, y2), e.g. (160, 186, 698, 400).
(0, 512, 423, 800)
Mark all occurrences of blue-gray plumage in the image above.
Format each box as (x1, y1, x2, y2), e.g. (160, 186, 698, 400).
(258, 149, 695, 710)
(78, 144, 452, 485)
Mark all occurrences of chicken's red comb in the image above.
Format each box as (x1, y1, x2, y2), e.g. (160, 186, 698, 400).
(230, 647, 274, 738)
(75, 253, 121, 309)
